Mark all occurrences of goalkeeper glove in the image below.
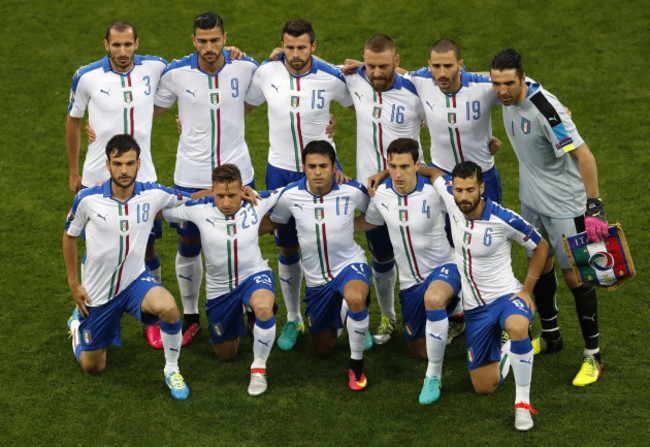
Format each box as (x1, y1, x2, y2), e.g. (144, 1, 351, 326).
(585, 197, 608, 242)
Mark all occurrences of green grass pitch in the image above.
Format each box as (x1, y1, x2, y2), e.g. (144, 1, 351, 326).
(1, 0, 649, 445)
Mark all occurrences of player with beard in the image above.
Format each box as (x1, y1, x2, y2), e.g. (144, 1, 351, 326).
(343, 34, 426, 346)
(246, 19, 353, 352)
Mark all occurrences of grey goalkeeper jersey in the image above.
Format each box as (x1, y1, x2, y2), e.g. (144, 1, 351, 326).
(502, 82, 586, 218)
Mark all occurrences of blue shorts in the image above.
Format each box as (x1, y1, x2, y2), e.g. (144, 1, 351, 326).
(266, 164, 305, 247)
(206, 270, 276, 344)
(365, 224, 394, 260)
(171, 181, 255, 238)
(304, 263, 371, 334)
(77, 270, 161, 352)
(398, 263, 461, 342)
(465, 294, 534, 371)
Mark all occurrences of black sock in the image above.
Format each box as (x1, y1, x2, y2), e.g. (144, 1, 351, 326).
(533, 268, 561, 341)
(449, 314, 465, 324)
(182, 313, 200, 332)
(349, 358, 364, 380)
(571, 285, 600, 355)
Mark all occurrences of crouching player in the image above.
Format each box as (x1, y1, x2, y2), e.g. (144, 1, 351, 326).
(270, 141, 372, 391)
(355, 138, 460, 404)
(163, 164, 280, 396)
(64, 134, 191, 400)
(432, 161, 549, 431)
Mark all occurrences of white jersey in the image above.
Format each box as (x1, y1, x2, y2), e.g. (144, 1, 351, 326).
(365, 174, 454, 290)
(407, 69, 498, 172)
(246, 56, 353, 172)
(345, 67, 426, 185)
(501, 82, 586, 218)
(68, 55, 167, 186)
(155, 50, 258, 188)
(163, 190, 281, 298)
(433, 176, 542, 310)
(65, 181, 189, 306)
(271, 179, 368, 287)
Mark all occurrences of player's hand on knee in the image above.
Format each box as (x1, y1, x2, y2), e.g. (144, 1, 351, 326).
(510, 290, 535, 315)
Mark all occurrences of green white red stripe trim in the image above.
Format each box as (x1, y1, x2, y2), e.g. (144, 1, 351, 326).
(397, 196, 425, 283)
(121, 74, 134, 136)
(107, 203, 130, 299)
(226, 215, 238, 291)
(373, 91, 386, 172)
(313, 196, 334, 281)
(209, 76, 221, 170)
(445, 95, 464, 164)
(289, 75, 304, 172)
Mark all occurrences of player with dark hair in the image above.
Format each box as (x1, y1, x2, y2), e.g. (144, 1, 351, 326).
(163, 164, 281, 396)
(355, 138, 461, 404)
(247, 19, 353, 352)
(343, 34, 426, 346)
(269, 141, 372, 390)
(490, 48, 608, 386)
(66, 22, 168, 346)
(64, 135, 191, 400)
(154, 12, 260, 346)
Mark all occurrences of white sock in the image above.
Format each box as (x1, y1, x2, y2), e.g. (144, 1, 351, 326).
(175, 252, 203, 315)
(373, 263, 397, 321)
(510, 344, 533, 404)
(278, 260, 303, 322)
(346, 310, 369, 360)
(337, 300, 350, 338)
(70, 320, 81, 355)
(500, 339, 512, 381)
(425, 316, 449, 377)
(252, 321, 276, 367)
(161, 329, 182, 377)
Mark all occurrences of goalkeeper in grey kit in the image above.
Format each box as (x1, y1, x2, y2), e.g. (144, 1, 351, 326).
(489, 48, 609, 387)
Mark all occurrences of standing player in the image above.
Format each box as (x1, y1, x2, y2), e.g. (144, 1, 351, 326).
(490, 48, 609, 386)
(64, 134, 190, 400)
(154, 12, 259, 345)
(355, 138, 460, 404)
(66, 22, 167, 326)
(246, 19, 353, 351)
(270, 141, 372, 390)
(163, 165, 280, 396)
(407, 39, 503, 202)
(344, 34, 426, 346)
(433, 160, 549, 431)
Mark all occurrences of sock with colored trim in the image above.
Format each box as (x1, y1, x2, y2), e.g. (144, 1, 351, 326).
(372, 258, 397, 321)
(425, 309, 448, 378)
(161, 319, 182, 377)
(70, 320, 81, 362)
(337, 299, 349, 338)
(347, 308, 369, 360)
(510, 338, 533, 404)
(278, 253, 303, 322)
(252, 316, 276, 366)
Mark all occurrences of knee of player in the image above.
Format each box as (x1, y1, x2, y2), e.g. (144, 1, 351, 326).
(408, 339, 427, 361)
(504, 317, 530, 341)
(250, 298, 275, 321)
(311, 336, 336, 358)
(424, 293, 449, 310)
(473, 380, 498, 395)
(80, 360, 105, 375)
(213, 342, 239, 362)
(158, 305, 180, 324)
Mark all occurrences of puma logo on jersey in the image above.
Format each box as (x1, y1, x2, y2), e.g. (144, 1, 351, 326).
(426, 101, 434, 111)
(97, 213, 107, 222)
(100, 89, 111, 96)
(205, 218, 216, 227)
(293, 203, 304, 210)
(380, 203, 389, 211)
(186, 89, 197, 97)
(354, 91, 362, 100)
(549, 116, 558, 123)
(271, 83, 280, 93)
(178, 274, 193, 281)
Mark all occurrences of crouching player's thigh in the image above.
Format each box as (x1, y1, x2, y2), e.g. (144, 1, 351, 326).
(206, 272, 276, 361)
(465, 294, 533, 394)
